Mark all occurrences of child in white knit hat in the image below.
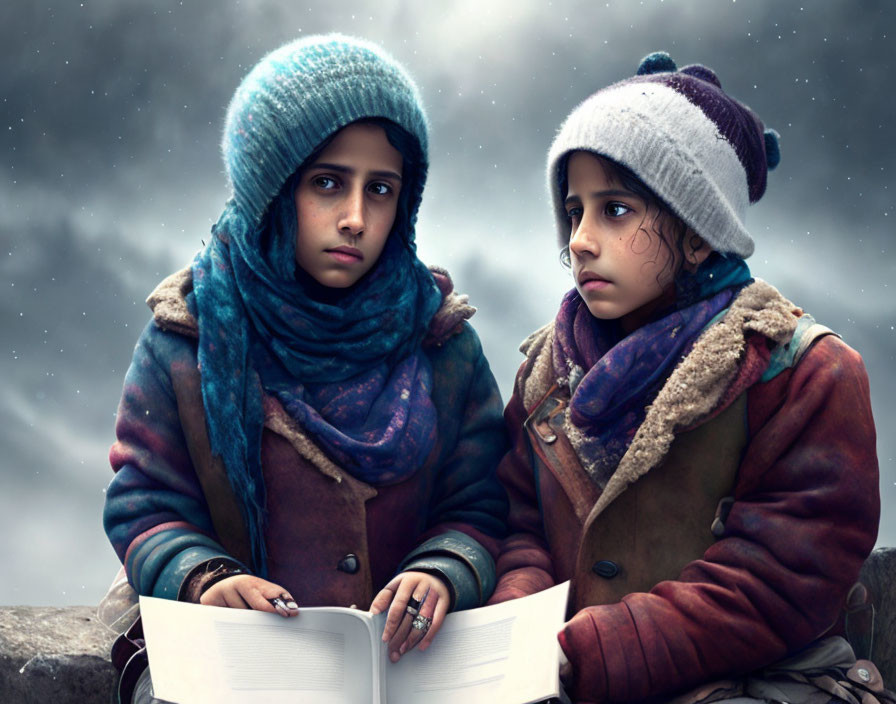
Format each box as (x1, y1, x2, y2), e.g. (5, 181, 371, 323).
(490, 51, 889, 703)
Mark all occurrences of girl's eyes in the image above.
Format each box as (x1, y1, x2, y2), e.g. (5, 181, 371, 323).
(310, 176, 394, 197)
(565, 202, 633, 221)
(604, 202, 633, 218)
(368, 182, 393, 196)
(312, 175, 338, 190)
(565, 206, 583, 222)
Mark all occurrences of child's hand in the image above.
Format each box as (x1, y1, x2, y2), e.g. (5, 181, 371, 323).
(370, 571, 450, 662)
(200, 575, 298, 618)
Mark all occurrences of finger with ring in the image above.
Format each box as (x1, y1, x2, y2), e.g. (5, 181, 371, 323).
(388, 589, 424, 652)
(405, 593, 424, 617)
(411, 614, 432, 632)
(404, 587, 445, 654)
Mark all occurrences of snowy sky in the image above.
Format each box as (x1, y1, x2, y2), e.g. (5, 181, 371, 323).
(2, 0, 893, 606)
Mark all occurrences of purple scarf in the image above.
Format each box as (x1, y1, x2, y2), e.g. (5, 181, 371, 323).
(252, 336, 438, 486)
(552, 256, 751, 486)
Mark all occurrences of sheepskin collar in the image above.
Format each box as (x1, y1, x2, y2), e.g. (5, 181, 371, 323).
(520, 280, 800, 514)
(144, 265, 475, 485)
(146, 267, 196, 338)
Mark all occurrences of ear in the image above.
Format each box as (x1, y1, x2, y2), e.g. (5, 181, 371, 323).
(683, 231, 711, 272)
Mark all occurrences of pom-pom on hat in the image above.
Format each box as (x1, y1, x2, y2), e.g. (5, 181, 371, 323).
(222, 34, 429, 232)
(547, 51, 781, 258)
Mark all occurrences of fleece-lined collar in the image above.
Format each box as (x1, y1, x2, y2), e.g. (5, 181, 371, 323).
(145, 265, 475, 485)
(519, 280, 799, 515)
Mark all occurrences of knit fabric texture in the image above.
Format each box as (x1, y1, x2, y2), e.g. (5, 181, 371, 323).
(547, 51, 780, 258)
(190, 35, 441, 576)
(223, 33, 429, 230)
(552, 254, 753, 485)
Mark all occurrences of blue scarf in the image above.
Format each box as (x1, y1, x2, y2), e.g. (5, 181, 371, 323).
(553, 254, 752, 486)
(191, 197, 442, 575)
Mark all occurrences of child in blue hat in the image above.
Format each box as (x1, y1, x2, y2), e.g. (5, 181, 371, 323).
(103, 34, 507, 702)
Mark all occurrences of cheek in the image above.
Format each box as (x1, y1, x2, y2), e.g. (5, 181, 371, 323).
(370, 204, 399, 243)
(639, 255, 675, 290)
(630, 228, 654, 256)
(296, 198, 317, 226)
(656, 240, 683, 283)
(378, 201, 399, 229)
(295, 200, 327, 237)
(629, 232, 678, 285)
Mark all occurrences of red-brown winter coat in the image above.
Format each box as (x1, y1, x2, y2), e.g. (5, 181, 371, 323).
(489, 280, 879, 703)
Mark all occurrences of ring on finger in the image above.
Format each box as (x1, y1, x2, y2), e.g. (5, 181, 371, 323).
(411, 614, 432, 632)
(406, 593, 425, 617)
(407, 594, 424, 611)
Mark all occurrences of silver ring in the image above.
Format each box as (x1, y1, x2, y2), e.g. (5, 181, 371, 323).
(411, 614, 432, 631)
(405, 604, 419, 617)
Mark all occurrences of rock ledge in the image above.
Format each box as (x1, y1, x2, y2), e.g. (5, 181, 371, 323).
(0, 605, 116, 703)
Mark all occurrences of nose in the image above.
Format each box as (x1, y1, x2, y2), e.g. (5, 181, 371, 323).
(338, 186, 365, 236)
(568, 218, 599, 259)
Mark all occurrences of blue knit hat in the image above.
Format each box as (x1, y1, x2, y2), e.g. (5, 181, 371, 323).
(222, 34, 430, 232)
(548, 51, 780, 258)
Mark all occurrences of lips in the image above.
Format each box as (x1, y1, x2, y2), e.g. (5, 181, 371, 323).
(325, 245, 363, 262)
(577, 270, 610, 286)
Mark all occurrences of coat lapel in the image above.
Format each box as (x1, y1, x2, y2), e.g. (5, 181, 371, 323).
(145, 266, 460, 491)
(519, 280, 799, 524)
(581, 279, 798, 522)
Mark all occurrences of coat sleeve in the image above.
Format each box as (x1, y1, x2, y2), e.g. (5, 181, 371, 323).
(559, 336, 880, 703)
(487, 376, 558, 604)
(103, 321, 247, 600)
(400, 323, 510, 610)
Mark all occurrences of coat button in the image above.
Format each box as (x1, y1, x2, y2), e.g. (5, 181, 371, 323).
(592, 560, 619, 579)
(337, 554, 360, 574)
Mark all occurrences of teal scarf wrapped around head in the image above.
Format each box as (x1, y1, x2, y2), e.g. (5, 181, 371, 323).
(187, 34, 441, 575)
(192, 192, 441, 575)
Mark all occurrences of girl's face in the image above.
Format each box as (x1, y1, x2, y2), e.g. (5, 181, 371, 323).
(564, 151, 704, 327)
(294, 122, 403, 288)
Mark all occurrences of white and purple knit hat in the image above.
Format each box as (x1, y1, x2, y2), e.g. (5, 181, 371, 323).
(547, 52, 780, 258)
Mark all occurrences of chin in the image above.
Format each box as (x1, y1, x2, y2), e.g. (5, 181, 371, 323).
(586, 308, 623, 321)
(308, 270, 360, 289)
(587, 302, 639, 321)
(579, 297, 621, 321)
(323, 278, 355, 289)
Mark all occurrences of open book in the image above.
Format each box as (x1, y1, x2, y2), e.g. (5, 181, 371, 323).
(140, 581, 569, 704)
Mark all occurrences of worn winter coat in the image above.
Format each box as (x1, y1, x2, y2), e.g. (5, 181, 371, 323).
(489, 280, 880, 703)
(104, 267, 508, 611)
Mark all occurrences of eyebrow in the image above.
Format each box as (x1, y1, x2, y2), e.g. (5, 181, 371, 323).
(308, 162, 402, 182)
(564, 189, 635, 206)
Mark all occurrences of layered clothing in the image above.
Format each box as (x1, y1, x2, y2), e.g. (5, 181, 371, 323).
(104, 263, 507, 612)
(490, 278, 880, 703)
(188, 195, 445, 573)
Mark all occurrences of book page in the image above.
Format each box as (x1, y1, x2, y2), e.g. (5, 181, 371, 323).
(384, 581, 569, 704)
(140, 597, 377, 704)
